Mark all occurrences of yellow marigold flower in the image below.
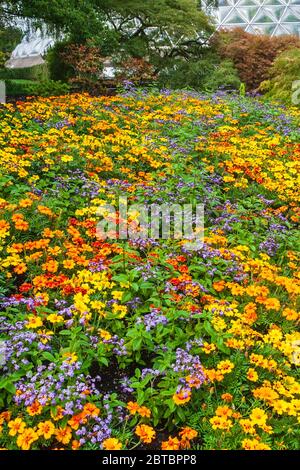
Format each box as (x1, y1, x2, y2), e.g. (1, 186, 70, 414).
(172, 389, 191, 405)
(26, 316, 43, 329)
(99, 329, 112, 340)
(239, 419, 256, 435)
(242, 438, 259, 450)
(16, 428, 38, 450)
(210, 416, 233, 430)
(264, 297, 281, 311)
(102, 438, 122, 450)
(217, 360, 234, 374)
(135, 424, 156, 444)
(202, 342, 216, 354)
(63, 259, 75, 269)
(47, 313, 64, 324)
(247, 368, 259, 382)
(8, 418, 26, 436)
(112, 290, 124, 300)
(37, 421, 55, 439)
(250, 408, 268, 426)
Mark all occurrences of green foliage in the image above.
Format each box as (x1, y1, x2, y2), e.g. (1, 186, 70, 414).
(5, 79, 37, 96)
(46, 41, 75, 82)
(0, 64, 49, 81)
(260, 48, 300, 106)
(4, 1, 214, 59)
(158, 54, 240, 92)
(28, 79, 70, 97)
(202, 60, 241, 92)
(4, 78, 69, 97)
(0, 24, 22, 57)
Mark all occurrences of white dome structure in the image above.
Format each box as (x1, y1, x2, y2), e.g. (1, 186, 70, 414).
(6, 27, 55, 68)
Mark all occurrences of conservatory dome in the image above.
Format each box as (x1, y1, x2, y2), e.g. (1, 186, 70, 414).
(211, 0, 300, 36)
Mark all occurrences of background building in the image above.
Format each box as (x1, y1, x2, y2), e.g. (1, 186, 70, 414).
(211, 0, 300, 36)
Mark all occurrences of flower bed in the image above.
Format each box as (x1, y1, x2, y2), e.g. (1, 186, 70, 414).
(0, 90, 299, 450)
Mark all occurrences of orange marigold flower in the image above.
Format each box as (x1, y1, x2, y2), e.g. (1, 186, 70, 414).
(161, 437, 181, 450)
(179, 427, 198, 440)
(14, 263, 27, 275)
(221, 393, 233, 402)
(42, 259, 59, 273)
(51, 406, 65, 421)
(213, 280, 226, 292)
(282, 308, 298, 321)
(135, 424, 156, 444)
(82, 403, 100, 417)
(63, 259, 75, 270)
(138, 406, 151, 418)
(55, 426, 72, 445)
(72, 440, 81, 450)
(102, 438, 122, 450)
(215, 405, 232, 418)
(127, 401, 140, 415)
(26, 400, 43, 416)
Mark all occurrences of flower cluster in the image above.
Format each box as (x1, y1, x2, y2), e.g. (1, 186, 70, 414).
(0, 90, 299, 450)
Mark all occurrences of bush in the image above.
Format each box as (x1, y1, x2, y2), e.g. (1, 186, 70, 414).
(0, 64, 49, 81)
(5, 79, 70, 98)
(47, 41, 75, 82)
(5, 79, 37, 97)
(115, 57, 156, 86)
(28, 80, 70, 97)
(260, 48, 300, 105)
(202, 59, 241, 92)
(157, 54, 240, 92)
(50, 42, 105, 95)
(215, 28, 300, 91)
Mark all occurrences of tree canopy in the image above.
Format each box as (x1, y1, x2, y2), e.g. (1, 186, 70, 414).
(1, 1, 216, 57)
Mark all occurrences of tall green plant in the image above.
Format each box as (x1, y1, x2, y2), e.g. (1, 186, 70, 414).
(260, 48, 300, 105)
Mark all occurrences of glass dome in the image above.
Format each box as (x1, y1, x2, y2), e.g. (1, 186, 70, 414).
(208, 0, 300, 36)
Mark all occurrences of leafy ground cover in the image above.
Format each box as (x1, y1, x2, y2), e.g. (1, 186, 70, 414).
(0, 89, 299, 450)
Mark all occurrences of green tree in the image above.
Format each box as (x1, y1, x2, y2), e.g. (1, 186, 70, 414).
(260, 48, 300, 106)
(1, 1, 215, 57)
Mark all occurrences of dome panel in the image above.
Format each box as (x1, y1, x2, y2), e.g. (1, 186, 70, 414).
(203, 1, 300, 36)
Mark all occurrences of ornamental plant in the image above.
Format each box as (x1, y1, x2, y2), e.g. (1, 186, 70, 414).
(0, 89, 299, 450)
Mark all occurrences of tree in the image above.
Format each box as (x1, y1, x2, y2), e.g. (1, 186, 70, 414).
(1, 1, 215, 58)
(260, 48, 300, 106)
(215, 28, 300, 91)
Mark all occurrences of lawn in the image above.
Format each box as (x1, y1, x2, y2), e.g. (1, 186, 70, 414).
(0, 90, 299, 450)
